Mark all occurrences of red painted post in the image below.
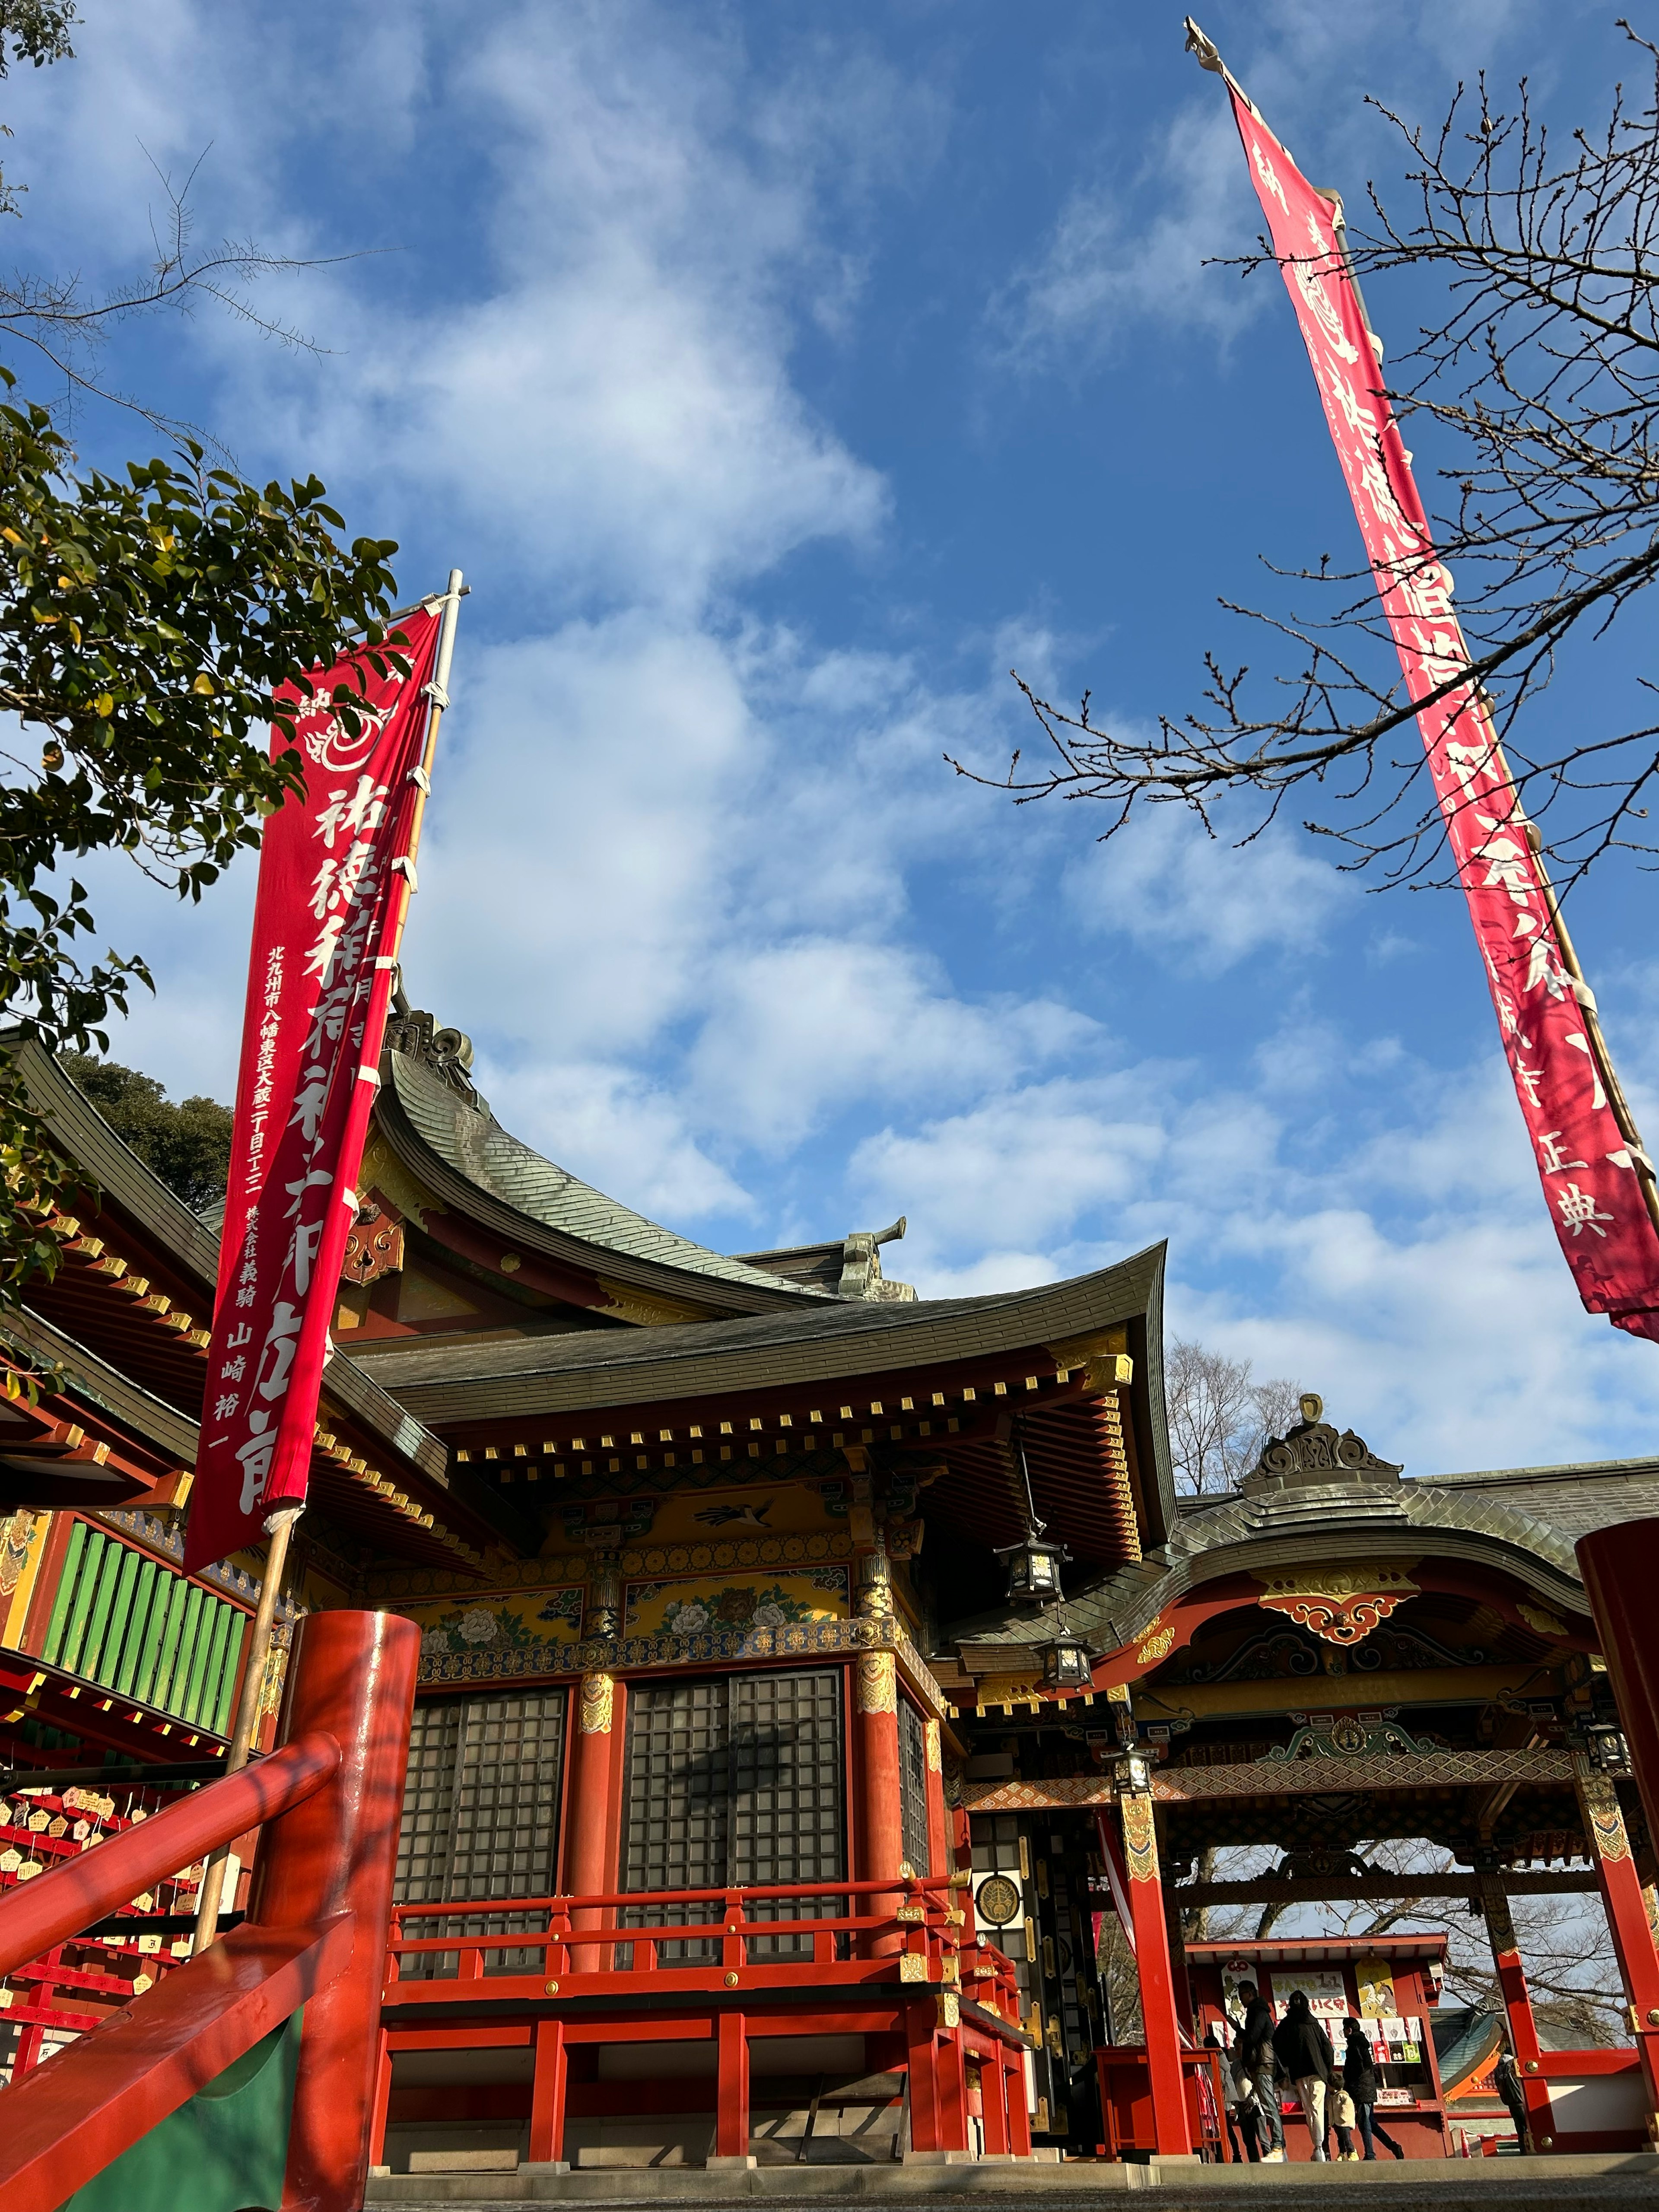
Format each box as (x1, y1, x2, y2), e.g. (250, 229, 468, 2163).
(1475, 1866, 1552, 2151)
(924, 1719, 948, 1878)
(245, 1607, 419, 2212)
(1579, 1522, 1659, 1850)
(982, 2053, 1010, 2156)
(936, 2022, 971, 2153)
(905, 2001, 943, 2153)
(712, 2011, 750, 2164)
(1007, 2051, 1033, 2158)
(1571, 1754, 1659, 2142)
(564, 1672, 619, 1971)
(856, 1653, 905, 1957)
(529, 2019, 568, 2168)
(1116, 1783, 1191, 2156)
(368, 2028, 393, 2171)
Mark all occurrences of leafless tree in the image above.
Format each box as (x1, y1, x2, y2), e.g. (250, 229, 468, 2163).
(956, 25, 1659, 898)
(1165, 1338, 1301, 1495)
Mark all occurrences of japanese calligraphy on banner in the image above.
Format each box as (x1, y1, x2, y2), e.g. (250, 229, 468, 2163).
(1216, 68, 1659, 1341)
(185, 607, 445, 1573)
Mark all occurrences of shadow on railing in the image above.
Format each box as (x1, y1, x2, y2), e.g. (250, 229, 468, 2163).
(0, 1611, 418, 2212)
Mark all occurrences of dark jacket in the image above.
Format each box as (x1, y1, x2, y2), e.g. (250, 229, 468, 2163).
(1343, 2036, 1379, 2106)
(1237, 1996, 1276, 2069)
(1273, 2009, 1335, 2084)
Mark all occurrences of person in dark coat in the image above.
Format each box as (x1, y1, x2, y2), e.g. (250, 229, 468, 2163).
(1233, 1982, 1284, 2157)
(1271, 1990, 1335, 2160)
(1343, 2017, 1406, 2159)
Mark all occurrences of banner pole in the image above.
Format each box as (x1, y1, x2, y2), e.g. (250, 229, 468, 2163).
(190, 1501, 302, 1953)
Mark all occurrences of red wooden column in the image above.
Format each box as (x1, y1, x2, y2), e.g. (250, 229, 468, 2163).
(1574, 1752, 1659, 2142)
(1117, 1779, 1192, 2157)
(857, 1649, 906, 1957)
(709, 2012, 752, 2167)
(529, 2021, 569, 2171)
(247, 1607, 420, 2212)
(924, 1718, 949, 1878)
(905, 1999, 946, 2154)
(564, 1670, 622, 1971)
(1475, 1863, 1552, 2151)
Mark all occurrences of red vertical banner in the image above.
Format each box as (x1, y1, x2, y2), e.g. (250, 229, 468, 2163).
(1209, 57, 1659, 1338)
(186, 606, 447, 1573)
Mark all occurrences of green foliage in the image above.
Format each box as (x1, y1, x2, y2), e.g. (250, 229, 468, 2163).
(0, 380, 404, 1297)
(60, 1052, 232, 1211)
(0, 0, 76, 75)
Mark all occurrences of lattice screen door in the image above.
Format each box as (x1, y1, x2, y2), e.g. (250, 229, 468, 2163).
(621, 1668, 844, 1960)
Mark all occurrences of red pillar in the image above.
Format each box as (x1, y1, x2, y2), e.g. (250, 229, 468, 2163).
(981, 2053, 1009, 2156)
(1007, 2050, 1033, 2158)
(564, 1671, 621, 1970)
(1117, 1784, 1191, 2157)
(710, 2012, 750, 2166)
(527, 2020, 569, 2170)
(1573, 1754, 1659, 2142)
(1579, 1522, 1659, 1850)
(906, 1999, 945, 2152)
(246, 1607, 420, 2212)
(1475, 1866, 1552, 2152)
(857, 1651, 905, 1955)
(924, 1718, 948, 1878)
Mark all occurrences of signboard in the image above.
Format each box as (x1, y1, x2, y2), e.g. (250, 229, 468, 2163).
(1269, 1967, 1348, 2021)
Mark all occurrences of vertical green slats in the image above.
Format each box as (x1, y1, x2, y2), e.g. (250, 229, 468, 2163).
(180, 1589, 221, 1725)
(146, 1577, 190, 1711)
(111, 1558, 158, 1695)
(210, 1611, 246, 1737)
(41, 1520, 89, 1665)
(72, 1535, 122, 1679)
(187, 1601, 231, 1727)
(56, 1526, 107, 1674)
(136, 1567, 172, 1700)
(92, 1545, 142, 1689)
(172, 1587, 208, 1720)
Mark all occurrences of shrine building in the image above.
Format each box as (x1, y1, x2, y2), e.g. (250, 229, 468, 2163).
(2, 1015, 1658, 2171)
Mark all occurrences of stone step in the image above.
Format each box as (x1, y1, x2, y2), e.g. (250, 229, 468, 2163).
(364, 2148, 1659, 2209)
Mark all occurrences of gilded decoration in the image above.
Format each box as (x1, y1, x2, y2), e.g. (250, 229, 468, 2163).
(580, 1672, 615, 1735)
(1118, 1790, 1159, 1882)
(1576, 1765, 1632, 1863)
(1135, 1624, 1177, 1666)
(925, 1719, 942, 1773)
(624, 1566, 849, 1639)
(1255, 1562, 1419, 1646)
(1, 1509, 39, 1600)
(1517, 1600, 1569, 1639)
(858, 1650, 897, 1716)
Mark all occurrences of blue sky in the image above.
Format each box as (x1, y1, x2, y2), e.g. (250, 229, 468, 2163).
(12, 0, 1659, 1478)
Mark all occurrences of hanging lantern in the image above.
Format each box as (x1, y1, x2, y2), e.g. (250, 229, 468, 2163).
(996, 1530, 1070, 1606)
(1042, 1630, 1093, 1690)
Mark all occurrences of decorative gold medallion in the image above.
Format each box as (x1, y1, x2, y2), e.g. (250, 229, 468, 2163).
(579, 1671, 615, 1735)
(857, 1649, 897, 1715)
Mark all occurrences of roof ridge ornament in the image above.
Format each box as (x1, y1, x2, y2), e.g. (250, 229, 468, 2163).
(1242, 1391, 1403, 1495)
(384, 982, 478, 1104)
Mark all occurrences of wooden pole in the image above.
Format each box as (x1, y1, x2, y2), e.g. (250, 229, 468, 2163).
(190, 1502, 301, 1953)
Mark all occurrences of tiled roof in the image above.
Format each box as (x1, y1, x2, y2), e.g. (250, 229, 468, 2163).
(381, 1052, 833, 1306)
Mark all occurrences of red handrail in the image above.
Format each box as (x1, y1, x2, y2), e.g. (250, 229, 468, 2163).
(0, 1732, 341, 1980)
(392, 1873, 950, 1915)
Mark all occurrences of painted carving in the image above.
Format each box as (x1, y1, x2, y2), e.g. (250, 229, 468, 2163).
(0, 1509, 37, 1599)
(1577, 1766, 1632, 1863)
(925, 1718, 941, 1773)
(1118, 1789, 1159, 1883)
(1516, 1600, 1568, 1639)
(858, 1649, 897, 1716)
(579, 1672, 615, 1735)
(341, 1196, 404, 1287)
(1135, 1624, 1177, 1666)
(1255, 1562, 1419, 1646)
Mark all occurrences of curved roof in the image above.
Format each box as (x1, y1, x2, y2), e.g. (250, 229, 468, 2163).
(377, 1050, 834, 1313)
(943, 1462, 1595, 1649)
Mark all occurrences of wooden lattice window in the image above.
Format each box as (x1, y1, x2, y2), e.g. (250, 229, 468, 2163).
(897, 1695, 932, 1877)
(621, 1667, 844, 1961)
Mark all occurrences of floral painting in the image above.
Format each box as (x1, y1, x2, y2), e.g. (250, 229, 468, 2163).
(407, 1584, 583, 1662)
(624, 1567, 849, 1639)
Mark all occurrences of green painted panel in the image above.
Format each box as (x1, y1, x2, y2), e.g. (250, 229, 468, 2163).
(178, 1588, 217, 1726)
(92, 1544, 142, 1688)
(131, 1570, 179, 1707)
(211, 1612, 247, 1737)
(73, 1536, 123, 1681)
(111, 1558, 158, 1697)
(59, 2008, 300, 2212)
(144, 1576, 189, 1712)
(55, 1525, 106, 1675)
(40, 1519, 88, 1666)
(189, 1602, 232, 1728)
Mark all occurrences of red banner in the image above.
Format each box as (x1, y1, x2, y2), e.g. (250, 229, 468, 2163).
(1220, 76, 1659, 1339)
(186, 608, 445, 1572)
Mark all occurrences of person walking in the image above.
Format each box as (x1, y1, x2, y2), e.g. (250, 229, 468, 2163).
(1272, 1989, 1335, 2160)
(1343, 2017, 1406, 2160)
(1234, 1981, 1284, 2159)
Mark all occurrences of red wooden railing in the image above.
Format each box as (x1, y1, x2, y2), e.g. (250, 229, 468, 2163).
(380, 1875, 1032, 2167)
(0, 1610, 418, 2212)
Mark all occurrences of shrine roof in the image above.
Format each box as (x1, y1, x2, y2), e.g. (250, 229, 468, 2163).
(378, 1049, 837, 1312)
(1405, 1453, 1659, 1542)
(346, 1239, 1170, 1425)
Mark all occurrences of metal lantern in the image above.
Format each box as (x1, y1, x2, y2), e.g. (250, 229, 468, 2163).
(1113, 1748, 1152, 1795)
(996, 1530, 1070, 1606)
(1042, 1631, 1093, 1691)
